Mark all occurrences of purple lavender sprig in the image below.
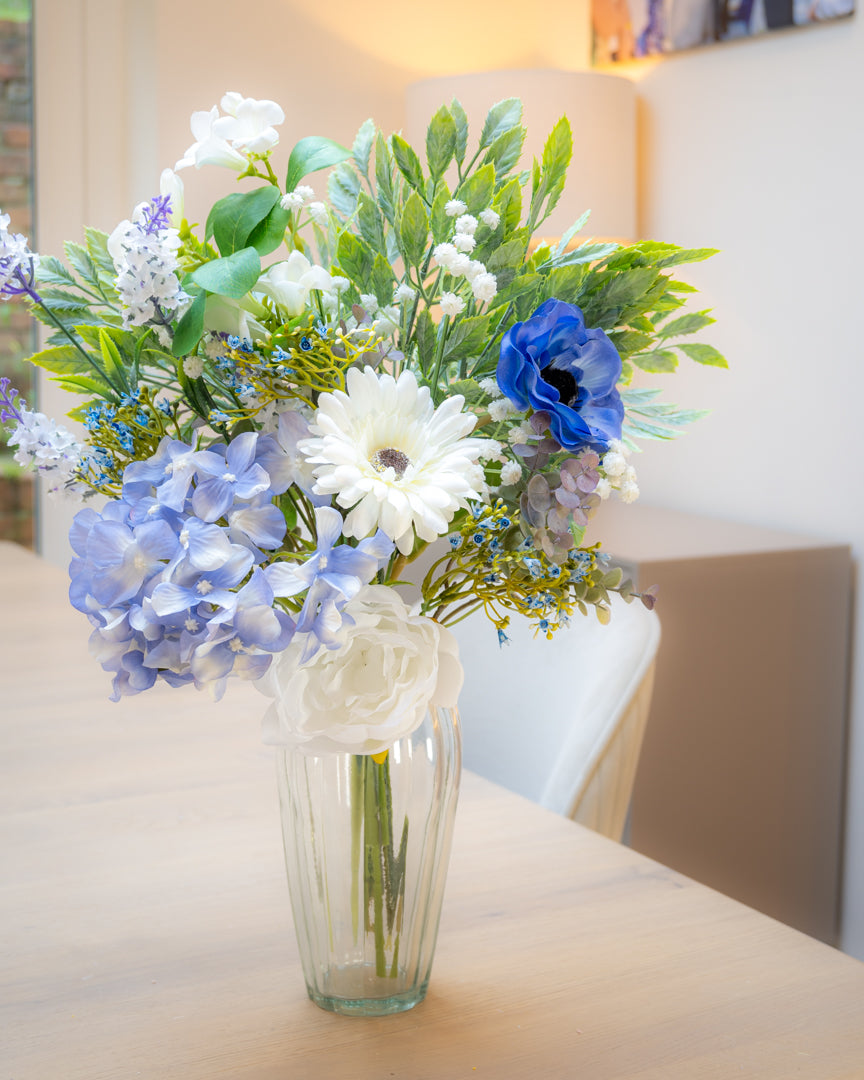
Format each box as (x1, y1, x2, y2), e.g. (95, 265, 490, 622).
(0, 212, 41, 304)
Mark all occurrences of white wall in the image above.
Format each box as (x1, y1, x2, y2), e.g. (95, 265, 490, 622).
(632, 16, 864, 957)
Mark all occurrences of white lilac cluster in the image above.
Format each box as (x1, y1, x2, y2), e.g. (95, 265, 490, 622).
(598, 439, 639, 503)
(107, 196, 187, 336)
(175, 92, 284, 172)
(7, 406, 84, 496)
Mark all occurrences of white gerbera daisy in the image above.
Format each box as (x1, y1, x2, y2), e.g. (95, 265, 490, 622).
(301, 367, 487, 555)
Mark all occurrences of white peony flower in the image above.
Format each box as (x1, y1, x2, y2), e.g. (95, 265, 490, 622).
(256, 250, 344, 317)
(301, 366, 488, 555)
(259, 585, 463, 755)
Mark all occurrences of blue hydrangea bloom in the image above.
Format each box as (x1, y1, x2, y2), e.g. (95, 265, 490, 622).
(496, 298, 624, 453)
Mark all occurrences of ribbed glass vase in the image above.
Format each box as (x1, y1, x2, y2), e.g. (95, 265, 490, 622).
(275, 706, 461, 1016)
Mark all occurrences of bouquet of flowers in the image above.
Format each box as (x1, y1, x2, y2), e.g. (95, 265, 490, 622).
(0, 91, 723, 749)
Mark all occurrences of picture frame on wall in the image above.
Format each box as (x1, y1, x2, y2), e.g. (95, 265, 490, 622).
(592, 0, 854, 62)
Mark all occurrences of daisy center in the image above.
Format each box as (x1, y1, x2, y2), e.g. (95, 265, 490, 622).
(371, 447, 411, 479)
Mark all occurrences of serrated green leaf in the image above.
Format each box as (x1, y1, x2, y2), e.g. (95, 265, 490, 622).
(52, 374, 115, 397)
(35, 256, 76, 287)
(191, 247, 261, 299)
(246, 203, 291, 256)
(485, 237, 526, 290)
(450, 99, 469, 166)
(493, 178, 522, 235)
(458, 162, 495, 214)
(328, 161, 362, 219)
(545, 264, 588, 305)
(676, 342, 728, 368)
(391, 134, 425, 191)
(172, 290, 207, 357)
(207, 186, 281, 255)
(84, 227, 115, 275)
(654, 246, 718, 269)
(399, 190, 429, 268)
(658, 310, 716, 338)
(336, 232, 374, 288)
(430, 183, 453, 244)
(483, 124, 525, 179)
(64, 242, 100, 288)
(541, 117, 572, 188)
(414, 307, 436, 374)
(551, 241, 619, 268)
(479, 98, 522, 150)
(492, 271, 542, 309)
(426, 105, 456, 180)
(448, 378, 486, 407)
(25, 344, 87, 376)
(631, 349, 679, 373)
(666, 280, 699, 294)
(285, 135, 352, 193)
(370, 254, 395, 307)
(374, 131, 397, 225)
(99, 328, 128, 387)
(356, 192, 386, 255)
(352, 119, 376, 176)
(443, 314, 490, 363)
(553, 211, 591, 257)
(608, 328, 654, 356)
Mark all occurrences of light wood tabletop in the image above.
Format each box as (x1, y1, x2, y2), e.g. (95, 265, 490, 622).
(2, 539, 864, 1079)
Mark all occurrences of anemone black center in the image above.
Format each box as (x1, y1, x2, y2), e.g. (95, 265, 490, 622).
(543, 366, 580, 407)
(371, 446, 411, 478)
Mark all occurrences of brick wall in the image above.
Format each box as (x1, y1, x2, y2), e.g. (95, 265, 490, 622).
(0, 14, 34, 547)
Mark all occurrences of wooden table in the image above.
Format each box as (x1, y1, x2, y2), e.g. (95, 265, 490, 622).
(2, 540, 864, 1079)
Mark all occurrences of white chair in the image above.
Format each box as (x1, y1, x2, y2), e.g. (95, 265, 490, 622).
(451, 593, 660, 842)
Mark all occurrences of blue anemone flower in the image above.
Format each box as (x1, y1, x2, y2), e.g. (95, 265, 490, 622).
(496, 298, 624, 453)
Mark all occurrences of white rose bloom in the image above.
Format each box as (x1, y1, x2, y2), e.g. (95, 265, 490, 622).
(301, 366, 487, 555)
(259, 585, 463, 755)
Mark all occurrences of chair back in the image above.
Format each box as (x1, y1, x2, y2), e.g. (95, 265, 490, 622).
(451, 593, 661, 841)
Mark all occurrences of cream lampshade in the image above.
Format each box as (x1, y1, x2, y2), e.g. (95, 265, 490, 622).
(405, 69, 636, 243)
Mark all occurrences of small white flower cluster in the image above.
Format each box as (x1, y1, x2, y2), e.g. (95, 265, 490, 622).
(432, 242, 497, 306)
(357, 292, 402, 337)
(7, 407, 83, 496)
(433, 198, 501, 307)
(598, 438, 639, 503)
(280, 185, 315, 211)
(0, 211, 33, 297)
(478, 375, 518, 424)
(107, 203, 187, 336)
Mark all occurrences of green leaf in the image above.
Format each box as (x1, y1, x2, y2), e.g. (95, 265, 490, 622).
(479, 99, 522, 150)
(399, 190, 429, 268)
(483, 125, 525, 179)
(206, 186, 281, 255)
(25, 344, 87, 376)
(485, 237, 526, 290)
(285, 135, 352, 193)
(246, 203, 291, 256)
(414, 307, 436, 374)
(458, 162, 495, 214)
(336, 232, 374, 288)
(172, 290, 207, 357)
(545, 264, 589, 305)
(654, 246, 719, 269)
(631, 349, 679, 374)
(328, 161, 362, 219)
(99, 328, 128, 388)
(541, 116, 572, 185)
(443, 314, 491, 363)
(191, 247, 261, 298)
(352, 119, 376, 177)
(426, 105, 457, 180)
(676, 342, 728, 368)
(451, 99, 469, 166)
(34, 256, 76, 288)
(448, 377, 486, 408)
(370, 254, 395, 307)
(83, 227, 115, 275)
(374, 131, 397, 225)
(63, 242, 100, 288)
(391, 134, 425, 192)
(608, 328, 654, 357)
(52, 373, 115, 397)
(430, 183, 453, 244)
(493, 178, 523, 235)
(658, 310, 716, 338)
(492, 271, 542, 309)
(357, 192, 386, 254)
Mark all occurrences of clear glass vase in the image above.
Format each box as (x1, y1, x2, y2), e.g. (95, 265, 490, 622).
(275, 706, 461, 1016)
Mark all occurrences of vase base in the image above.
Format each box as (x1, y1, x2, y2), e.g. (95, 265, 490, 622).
(307, 966, 428, 1017)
